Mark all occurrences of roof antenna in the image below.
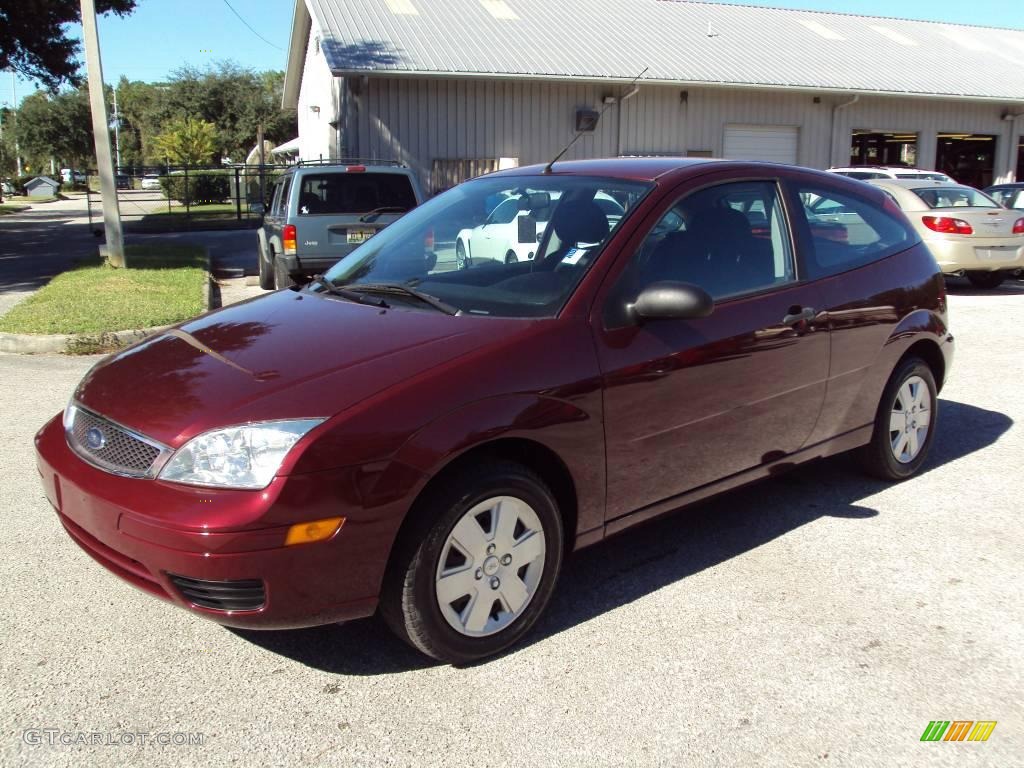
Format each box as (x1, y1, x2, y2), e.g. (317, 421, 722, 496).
(543, 66, 648, 174)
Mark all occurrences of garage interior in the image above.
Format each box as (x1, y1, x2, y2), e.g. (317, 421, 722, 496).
(935, 133, 997, 188)
(849, 130, 918, 167)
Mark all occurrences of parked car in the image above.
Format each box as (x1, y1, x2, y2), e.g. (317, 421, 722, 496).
(60, 168, 87, 184)
(867, 179, 1024, 288)
(455, 191, 624, 267)
(829, 166, 953, 182)
(36, 158, 953, 664)
(257, 161, 426, 290)
(115, 174, 131, 190)
(983, 183, 1024, 211)
(140, 174, 162, 190)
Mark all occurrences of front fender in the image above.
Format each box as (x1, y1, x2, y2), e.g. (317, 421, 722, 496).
(375, 393, 606, 542)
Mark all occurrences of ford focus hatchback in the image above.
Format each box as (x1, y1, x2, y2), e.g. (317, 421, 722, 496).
(36, 158, 953, 664)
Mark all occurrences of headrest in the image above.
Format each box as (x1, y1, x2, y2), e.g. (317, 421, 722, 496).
(553, 199, 610, 246)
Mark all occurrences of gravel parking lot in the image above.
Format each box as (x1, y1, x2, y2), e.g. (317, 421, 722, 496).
(1, 280, 1021, 767)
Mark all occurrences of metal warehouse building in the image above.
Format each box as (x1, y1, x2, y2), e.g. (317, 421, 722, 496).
(282, 0, 1024, 193)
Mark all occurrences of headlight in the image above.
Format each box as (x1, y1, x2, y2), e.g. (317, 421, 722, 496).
(158, 419, 325, 489)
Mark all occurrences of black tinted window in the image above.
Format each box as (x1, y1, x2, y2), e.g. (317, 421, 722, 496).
(605, 181, 794, 327)
(297, 172, 417, 215)
(795, 186, 917, 277)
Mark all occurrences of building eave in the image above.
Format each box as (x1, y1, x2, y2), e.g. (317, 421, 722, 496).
(282, 0, 313, 111)
(325, 67, 1024, 105)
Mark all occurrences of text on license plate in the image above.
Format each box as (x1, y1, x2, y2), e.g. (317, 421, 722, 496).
(347, 230, 375, 244)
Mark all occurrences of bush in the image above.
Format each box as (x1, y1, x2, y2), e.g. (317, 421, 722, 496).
(161, 171, 231, 205)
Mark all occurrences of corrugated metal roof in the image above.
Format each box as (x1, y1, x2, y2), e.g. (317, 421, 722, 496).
(302, 0, 1024, 100)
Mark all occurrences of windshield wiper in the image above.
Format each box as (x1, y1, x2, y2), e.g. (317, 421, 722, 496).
(308, 275, 389, 308)
(359, 206, 408, 222)
(350, 283, 459, 315)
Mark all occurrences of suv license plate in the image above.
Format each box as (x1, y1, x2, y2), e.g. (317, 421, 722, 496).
(347, 230, 375, 244)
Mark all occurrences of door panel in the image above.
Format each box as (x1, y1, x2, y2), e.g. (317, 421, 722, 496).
(592, 176, 829, 520)
(598, 286, 828, 518)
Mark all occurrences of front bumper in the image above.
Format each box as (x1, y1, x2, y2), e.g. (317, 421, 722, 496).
(34, 414, 399, 629)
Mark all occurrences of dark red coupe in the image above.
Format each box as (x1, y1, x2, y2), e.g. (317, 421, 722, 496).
(36, 158, 953, 663)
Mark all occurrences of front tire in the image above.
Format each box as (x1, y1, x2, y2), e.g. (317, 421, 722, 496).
(505, 250, 517, 265)
(859, 357, 937, 481)
(966, 271, 1004, 289)
(381, 461, 564, 664)
(455, 240, 469, 270)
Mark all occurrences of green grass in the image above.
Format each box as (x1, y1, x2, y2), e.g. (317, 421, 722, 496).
(0, 244, 207, 335)
(0, 203, 30, 215)
(154, 202, 240, 215)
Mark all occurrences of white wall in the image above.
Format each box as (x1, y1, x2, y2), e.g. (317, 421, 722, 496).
(296, 26, 338, 162)
(327, 75, 1021, 189)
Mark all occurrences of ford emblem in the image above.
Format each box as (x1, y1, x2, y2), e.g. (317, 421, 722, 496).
(86, 427, 106, 450)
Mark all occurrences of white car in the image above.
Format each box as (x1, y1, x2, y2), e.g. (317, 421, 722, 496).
(140, 174, 163, 190)
(455, 191, 624, 268)
(828, 166, 954, 182)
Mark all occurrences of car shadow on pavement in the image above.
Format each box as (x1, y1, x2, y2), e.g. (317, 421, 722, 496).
(232, 398, 1011, 675)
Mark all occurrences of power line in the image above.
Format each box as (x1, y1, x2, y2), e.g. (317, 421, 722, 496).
(221, 0, 284, 51)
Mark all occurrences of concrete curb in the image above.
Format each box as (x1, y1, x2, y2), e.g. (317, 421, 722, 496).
(0, 247, 214, 355)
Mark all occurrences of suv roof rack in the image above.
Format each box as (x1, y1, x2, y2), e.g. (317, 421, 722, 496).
(293, 158, 405, 168)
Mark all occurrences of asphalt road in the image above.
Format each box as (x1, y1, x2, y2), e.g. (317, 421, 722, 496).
(0, 281, 1021, 767)
(0, 195, 260, 300)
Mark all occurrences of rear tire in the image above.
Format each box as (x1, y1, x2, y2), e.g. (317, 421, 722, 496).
(380, 461, 564, 664)
(258, 243, 274, 290)
(966, 271, 1004, 290)
(273, 254, 295, 290)
(455, 240, 469, 270)
(859, 357, 937, 481)
(505, 250, 517, 265)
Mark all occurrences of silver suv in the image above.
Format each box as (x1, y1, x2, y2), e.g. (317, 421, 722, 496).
(257, 160, 426, 289)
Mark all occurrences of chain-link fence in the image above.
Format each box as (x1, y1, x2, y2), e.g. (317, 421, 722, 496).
(85, 165, 285, 232)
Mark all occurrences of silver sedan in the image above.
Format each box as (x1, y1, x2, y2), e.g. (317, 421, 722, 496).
(868, 179, 1024, 289)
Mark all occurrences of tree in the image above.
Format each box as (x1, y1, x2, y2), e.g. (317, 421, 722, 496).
(0, 1, 138, 90)
(13, 88, 94, 170)
(152, 117, 217, 165)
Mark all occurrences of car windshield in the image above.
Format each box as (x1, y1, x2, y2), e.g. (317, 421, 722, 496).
(912, 186, 998, 209)
(320, 175, 651, 318)
(297, 172, 417, 215)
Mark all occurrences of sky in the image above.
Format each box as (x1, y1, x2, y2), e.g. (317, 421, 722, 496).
(1, 0, 1022, 107)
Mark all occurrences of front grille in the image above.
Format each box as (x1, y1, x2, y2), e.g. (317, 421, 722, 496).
(67, 406, 167, 478)
(169, 575, 266, 612)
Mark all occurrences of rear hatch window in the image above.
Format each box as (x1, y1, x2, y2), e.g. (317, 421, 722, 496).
(297, 173, 417, 215)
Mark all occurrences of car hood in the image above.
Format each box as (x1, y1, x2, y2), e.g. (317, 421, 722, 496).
(73, 289, 529, 447)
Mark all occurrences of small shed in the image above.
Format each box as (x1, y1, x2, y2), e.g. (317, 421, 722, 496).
(25, 176, 60, 199)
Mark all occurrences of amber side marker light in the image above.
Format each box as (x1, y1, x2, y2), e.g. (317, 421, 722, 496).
(285, 517, 345, 546)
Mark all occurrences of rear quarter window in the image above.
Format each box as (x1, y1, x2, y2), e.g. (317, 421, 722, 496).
(793, 184, 919, 278)
(297, 172, 418, 215)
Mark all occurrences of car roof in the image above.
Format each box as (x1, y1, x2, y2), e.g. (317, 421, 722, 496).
(487, 157, 839, 183)
(867, 179, 970, 190)
(985, 183, 1024, 190)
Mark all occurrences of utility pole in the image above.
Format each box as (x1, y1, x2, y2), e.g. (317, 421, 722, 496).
(80, 0, 125, 267)
(112, 85, 121, 172)
(12, 72, 22, 177)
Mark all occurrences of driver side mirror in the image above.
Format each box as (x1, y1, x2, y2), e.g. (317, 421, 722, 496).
(629, 281, 714, 323)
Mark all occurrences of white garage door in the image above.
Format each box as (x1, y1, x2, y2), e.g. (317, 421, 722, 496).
(723, 125, 799, 165)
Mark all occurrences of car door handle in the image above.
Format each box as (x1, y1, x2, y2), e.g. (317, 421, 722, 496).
(782, 306, 816, 326)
